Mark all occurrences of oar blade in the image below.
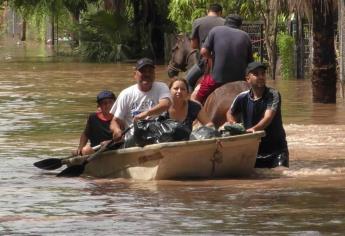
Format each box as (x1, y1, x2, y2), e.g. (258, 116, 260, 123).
(33, 158, 63, 170)
(56, 164, 86, 177)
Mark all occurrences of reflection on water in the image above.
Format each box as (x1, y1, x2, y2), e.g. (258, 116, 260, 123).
(1, 40, 345, 235)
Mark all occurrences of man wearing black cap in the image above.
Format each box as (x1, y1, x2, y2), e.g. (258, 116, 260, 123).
(110, 58, 171, 140)
(226, 62, 289, 168)
(197, 14, 253, 104)
(74, 90, 116, 155)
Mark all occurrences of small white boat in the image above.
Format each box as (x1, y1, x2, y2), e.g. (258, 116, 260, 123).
(66, 131, 265, 180)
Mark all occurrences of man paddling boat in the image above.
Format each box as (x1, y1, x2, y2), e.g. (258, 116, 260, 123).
(74, 90, 116, 155)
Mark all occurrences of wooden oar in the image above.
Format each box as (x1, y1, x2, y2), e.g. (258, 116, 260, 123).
(33, 144, 102, 170)
(56, 126, 132, 177)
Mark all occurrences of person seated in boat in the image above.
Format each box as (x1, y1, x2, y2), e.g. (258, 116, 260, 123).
(74, 90, 116, 155)
(225, 61, 289, 168)
(110, 58, 172, 141)
(161, 78, 214, 130)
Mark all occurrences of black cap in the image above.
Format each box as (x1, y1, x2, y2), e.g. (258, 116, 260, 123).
(225, 14, 242, 28)
(246, 61, 267, 74)
(135, 58, 155, 70)
(96, 90, 116, 103)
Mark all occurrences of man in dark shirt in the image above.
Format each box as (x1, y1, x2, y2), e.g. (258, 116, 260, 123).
(186, 3, 225, 90)
(197, 14, 253, 104)
(227, 62, 289, 168)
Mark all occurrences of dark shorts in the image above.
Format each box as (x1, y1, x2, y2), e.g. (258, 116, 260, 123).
(255, 150, 289, 168)
(195, 74, 222, 104)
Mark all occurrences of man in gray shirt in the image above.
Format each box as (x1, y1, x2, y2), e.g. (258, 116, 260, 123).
(196, 14, 253, 104)
(186, 3, 225, 90)
(190, 3, 225, 49)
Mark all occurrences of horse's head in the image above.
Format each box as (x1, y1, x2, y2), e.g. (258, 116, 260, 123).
(167, 34, 198, 78)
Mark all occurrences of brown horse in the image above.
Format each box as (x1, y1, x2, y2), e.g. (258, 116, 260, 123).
(167, 34, 198, 78)
(201, 81, 250, 128)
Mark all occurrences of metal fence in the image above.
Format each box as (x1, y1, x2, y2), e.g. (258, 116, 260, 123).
(241, 21, 266, 62)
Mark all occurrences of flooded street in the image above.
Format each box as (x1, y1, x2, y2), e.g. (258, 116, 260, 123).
(1, 40, 345, 235)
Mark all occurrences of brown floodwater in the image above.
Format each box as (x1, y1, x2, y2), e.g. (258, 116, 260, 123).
(1, 40, 345, 235)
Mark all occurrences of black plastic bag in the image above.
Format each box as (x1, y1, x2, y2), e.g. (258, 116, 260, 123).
(189, 126, 220, 140)
(127, 118, 191, 147)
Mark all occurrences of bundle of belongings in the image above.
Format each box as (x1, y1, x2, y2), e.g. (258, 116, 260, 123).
(124, 117, 191, 148)
(219, 123, 246, 136)
(123, 117, 247, 148)
(189, 126, 220, 140)
(189, 123, 246, 140)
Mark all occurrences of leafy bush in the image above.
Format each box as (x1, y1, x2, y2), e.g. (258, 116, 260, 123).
(78, 11, 132, 62)
(277, 32, 295, 80)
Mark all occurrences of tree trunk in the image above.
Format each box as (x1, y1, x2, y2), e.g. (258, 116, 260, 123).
(51, 15, 54, 45)
(104, 0, 124, 12)
(294, 13, 305, 79)
(20, 19, 26, 41)
(262, 0, 278, 80)
(104, 0, 114, 11)
(70, 11, 80, 47)
(132, 1, 142, 56)
(311, 1, 337, 103)
(339, 0, 345, 98)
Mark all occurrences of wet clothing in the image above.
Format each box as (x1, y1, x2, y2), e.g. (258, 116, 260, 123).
(230, 87, 289, 168)
(161, 100, 202, 130)
(202, 25, 253, 84)
(255, 151, 289, 168)
(84, 112, 113, 147)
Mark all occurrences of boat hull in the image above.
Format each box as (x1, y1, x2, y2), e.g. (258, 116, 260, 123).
(67, 131, 265, 180)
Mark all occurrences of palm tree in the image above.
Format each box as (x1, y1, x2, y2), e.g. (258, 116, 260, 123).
(289, 0, 337, 103)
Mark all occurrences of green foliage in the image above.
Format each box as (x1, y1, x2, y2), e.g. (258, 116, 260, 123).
(277, 32, 295, 80)
(168, 0, 263, 33)
(5, 0, 273, 60)
(7, 0, 83, 41)
(168, 0, 207, 33)
(78, 10, 132, 62)
(253, 52, 260, 62)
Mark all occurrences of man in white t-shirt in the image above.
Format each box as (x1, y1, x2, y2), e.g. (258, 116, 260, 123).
(110, 58, 172, 140)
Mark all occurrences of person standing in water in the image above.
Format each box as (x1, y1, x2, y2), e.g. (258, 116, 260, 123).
(226, 62, 289, 168)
